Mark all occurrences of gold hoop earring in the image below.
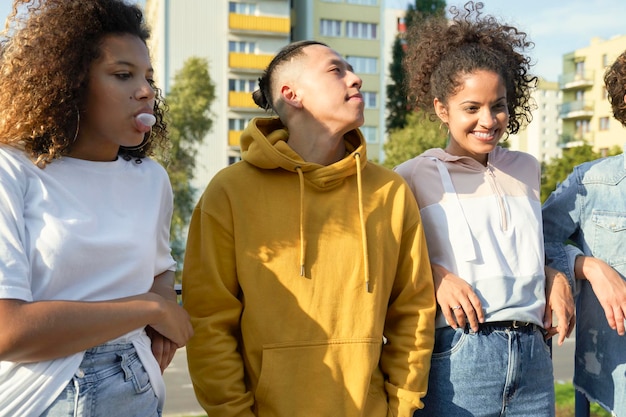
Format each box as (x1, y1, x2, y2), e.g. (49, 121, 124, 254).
(439, 122, 449, 136)
(121, 132, 151, 151)
(72, 109, 80, 144)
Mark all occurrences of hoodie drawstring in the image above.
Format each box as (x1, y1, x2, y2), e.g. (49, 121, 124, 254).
(296, 166, 306, 277)
(428, 157, 477, 262)
(354, 153, 371, 292)
(295, 156, 370, 291)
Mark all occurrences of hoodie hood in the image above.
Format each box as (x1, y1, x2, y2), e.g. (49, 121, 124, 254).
(240, 116, 372, 288)
(421, 147, 493, 171)
(240, 116, 367, 189)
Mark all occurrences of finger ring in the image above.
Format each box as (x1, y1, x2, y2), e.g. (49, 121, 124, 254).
(452, 305, 462, 310)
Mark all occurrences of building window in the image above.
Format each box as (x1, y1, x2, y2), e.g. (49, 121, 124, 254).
(602, 54, 609, 67)
(362, 91, 377, 108)
(229, 2, 257, 14)
(346, 21, 377, 39)
(347, 0, 378, 5)
(228, 155, 241, 165)
(229, 41, 256, 53)
(346, 56, 377, 74)
(320, 19, 342, 37)
(599, 117, 610, 131)
(576, 119, 590, 134)
(575, 90, 585, 102)
(360, 126, 377, 143)
(575, 60, 585, 77)
(229, 79, 257, 92)
(229, 118, 251, 130)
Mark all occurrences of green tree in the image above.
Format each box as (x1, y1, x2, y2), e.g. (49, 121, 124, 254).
(540, 144, 598, 203)
(385, 38, 408, 131)
(382, 111, 447, 169)
(385, 0, 447, 131)
(159, 57, 215, 275)
(540, 144, 622, 202)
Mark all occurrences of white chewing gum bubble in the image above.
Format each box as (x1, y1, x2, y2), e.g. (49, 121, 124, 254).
(136, 113, 156, 127)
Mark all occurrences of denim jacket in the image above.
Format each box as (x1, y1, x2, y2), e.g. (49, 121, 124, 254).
(542, 152, 626, 415)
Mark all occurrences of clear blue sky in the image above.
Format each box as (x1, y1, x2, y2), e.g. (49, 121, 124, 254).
(1, 0, 624, 81)
(386, 0, 625, 81)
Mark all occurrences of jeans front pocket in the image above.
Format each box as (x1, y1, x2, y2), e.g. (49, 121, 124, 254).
(120, 351, 153, 394)
(431, 326, 467, 359)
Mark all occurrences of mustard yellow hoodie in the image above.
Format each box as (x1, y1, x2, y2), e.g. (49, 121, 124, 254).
(183, 117, 435, 417)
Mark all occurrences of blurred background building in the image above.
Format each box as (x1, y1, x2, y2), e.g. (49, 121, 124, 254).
(508, 78, 563, 163)
(144, 0, 626, 190)
(145, 0, 405, 191)
(558, 35, 626, 153)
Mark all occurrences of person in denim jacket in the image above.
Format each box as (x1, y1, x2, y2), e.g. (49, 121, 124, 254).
(543, 49, 626, 416)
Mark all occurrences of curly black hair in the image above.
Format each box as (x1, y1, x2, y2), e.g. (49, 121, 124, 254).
(0, 0, 168, 166)
(604, 50, 626, 127)
(403, 1, 537, 135)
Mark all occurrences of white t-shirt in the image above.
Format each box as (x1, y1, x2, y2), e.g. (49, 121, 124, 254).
(0, 146, 176, 416)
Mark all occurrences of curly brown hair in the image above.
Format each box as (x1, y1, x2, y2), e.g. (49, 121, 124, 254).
(604, 50, 626, 127)
(0, 0, 168, 166)
(403, 1, 537, 135)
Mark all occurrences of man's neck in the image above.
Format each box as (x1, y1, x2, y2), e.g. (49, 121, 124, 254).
(287, 128, 347, 166)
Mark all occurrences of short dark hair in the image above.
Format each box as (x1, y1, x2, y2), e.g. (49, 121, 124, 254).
(252, 40, 328, 112)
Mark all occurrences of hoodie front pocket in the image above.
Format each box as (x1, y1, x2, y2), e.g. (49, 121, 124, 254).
(255, 338, 384, 417)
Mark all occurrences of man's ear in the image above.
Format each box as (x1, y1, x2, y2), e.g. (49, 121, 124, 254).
(280, 84, 303, 109)
(434, 98, 448, 123)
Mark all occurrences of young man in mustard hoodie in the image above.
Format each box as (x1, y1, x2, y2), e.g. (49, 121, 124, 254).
(182, 40, 435, 417)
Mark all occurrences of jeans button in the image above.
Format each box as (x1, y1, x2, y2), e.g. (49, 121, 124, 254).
(75, 368, 85, 378)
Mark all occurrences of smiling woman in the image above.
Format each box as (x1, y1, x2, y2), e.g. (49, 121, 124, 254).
(394, 2, 575, 416)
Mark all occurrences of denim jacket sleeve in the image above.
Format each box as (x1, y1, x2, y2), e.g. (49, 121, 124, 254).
(542, 166, 585, 295)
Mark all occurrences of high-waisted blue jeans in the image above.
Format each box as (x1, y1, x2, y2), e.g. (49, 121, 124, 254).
(414, 324, 555, 417)
(41, 343, 160, 417)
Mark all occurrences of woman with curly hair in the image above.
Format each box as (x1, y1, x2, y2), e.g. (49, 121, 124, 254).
(0, 1, 192, 416)
(542, 50, 626, 417)
(395, 2, 574, 415)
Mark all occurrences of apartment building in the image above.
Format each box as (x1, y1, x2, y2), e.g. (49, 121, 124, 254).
(508, 78, 562, 163)
(144, 0, 401, 190)
(292, 0, 399, 162)
(145, 0, 290, 191)
(559, 34, 626, 154)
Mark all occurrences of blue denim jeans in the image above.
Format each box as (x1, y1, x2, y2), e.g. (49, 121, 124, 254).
(41, 343, 160, 417)
(414, 324, 555, 417)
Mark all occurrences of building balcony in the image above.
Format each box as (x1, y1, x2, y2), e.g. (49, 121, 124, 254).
(228, 91, 257, 108)
(229, 13, 290, 35)
(560, 100, 594, 119)
(558, 131, 594, 148)
(559, 70, 595, 90)
(229, 52, 273, 71)
(228, 130, 242, 147)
